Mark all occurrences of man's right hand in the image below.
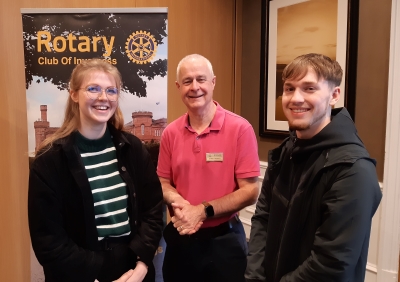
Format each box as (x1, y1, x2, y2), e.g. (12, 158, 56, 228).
(171, 202, 204, 235)
(158, 177, 204, 234)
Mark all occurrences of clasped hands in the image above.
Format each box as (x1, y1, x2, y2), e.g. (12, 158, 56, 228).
(170, 200, 205, 235)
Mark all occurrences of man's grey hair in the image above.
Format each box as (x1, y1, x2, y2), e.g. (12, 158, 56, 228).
(176, 54, 214, 81)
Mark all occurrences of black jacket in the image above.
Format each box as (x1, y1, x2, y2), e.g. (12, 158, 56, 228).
(28, 126, 163, 282)
(246, 108, 382, 282)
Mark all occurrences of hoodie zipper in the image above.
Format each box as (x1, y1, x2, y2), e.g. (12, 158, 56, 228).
(274, 136, 296, 280)
(273, 200, 293, 281)
(290, 137, 297, 160)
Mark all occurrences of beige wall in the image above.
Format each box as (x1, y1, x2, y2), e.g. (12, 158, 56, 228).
(241, 0, 391, 180)
(1, 0, 237, 280)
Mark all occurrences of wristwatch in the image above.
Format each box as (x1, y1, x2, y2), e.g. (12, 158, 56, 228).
(202, 201, 214, 218)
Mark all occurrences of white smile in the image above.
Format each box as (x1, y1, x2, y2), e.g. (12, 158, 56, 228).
(94, 106, 109, 110)
(291, 108, 308, 113)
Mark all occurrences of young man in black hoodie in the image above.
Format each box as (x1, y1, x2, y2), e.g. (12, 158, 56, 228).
(245, 53, 382, 282)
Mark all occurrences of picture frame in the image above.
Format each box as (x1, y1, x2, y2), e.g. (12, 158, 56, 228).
(259, 0, 358, 138)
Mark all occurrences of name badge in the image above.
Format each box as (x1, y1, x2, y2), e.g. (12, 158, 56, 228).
(206, 153, 223, 162)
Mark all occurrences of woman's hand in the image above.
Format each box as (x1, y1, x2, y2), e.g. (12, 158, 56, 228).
(112, 269, 134, 282)
(95, 260, 148, 282)
(126, 261, 148, 282)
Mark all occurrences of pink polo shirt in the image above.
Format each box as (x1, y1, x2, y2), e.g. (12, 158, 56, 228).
(157, 101, 260, 227)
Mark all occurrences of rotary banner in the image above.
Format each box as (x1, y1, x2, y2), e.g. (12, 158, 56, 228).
(21, 8, 168, 156)
(21, 8, 168, 282)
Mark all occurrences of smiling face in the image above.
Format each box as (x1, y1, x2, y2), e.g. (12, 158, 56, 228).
(282, 68, 340, 139)
(176, 57, 216, 114)
(70, 70, 118, 138)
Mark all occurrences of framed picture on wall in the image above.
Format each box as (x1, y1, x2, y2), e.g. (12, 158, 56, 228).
(259, 0, 358, 138)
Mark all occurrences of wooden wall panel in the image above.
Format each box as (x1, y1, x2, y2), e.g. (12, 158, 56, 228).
(355, 0, 391, 180)
(234, 0, 243, 115)
(136, 0, 236, 121)
(0, 0, 30, 281)
(1, 0, 236, 280)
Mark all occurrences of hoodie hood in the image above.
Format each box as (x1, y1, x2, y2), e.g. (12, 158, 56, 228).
(291, 108, 365, 159)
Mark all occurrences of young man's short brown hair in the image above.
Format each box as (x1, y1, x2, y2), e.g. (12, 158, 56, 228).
(282, 53, 343, 88)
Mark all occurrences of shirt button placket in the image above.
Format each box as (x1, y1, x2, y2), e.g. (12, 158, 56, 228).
(193, 135, 201, 153)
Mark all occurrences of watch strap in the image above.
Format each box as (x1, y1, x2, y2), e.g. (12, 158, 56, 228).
(202, 201, 214, 218)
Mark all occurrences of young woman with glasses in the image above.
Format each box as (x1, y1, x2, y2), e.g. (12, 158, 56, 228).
(28, 58, 163, 282)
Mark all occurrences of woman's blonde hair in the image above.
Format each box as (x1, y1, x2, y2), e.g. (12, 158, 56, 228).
(35, 59, 124, 155)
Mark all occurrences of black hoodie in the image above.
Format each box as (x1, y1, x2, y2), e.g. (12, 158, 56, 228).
(292, 107, 367, 158)
(246, 108, 382, 282)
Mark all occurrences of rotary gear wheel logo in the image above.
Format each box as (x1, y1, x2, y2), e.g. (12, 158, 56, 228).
(125, 31, 157, 64)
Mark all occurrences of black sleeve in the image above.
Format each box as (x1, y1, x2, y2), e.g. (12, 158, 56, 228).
(28, 154, 104, 281)
(245, 168, 272, 282)
(129, 143, 164, 267)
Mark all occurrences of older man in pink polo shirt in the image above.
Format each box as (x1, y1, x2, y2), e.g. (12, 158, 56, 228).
(157, 54, 260, 282)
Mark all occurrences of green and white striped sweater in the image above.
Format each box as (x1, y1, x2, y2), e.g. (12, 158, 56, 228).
(76, 129, 131, 240)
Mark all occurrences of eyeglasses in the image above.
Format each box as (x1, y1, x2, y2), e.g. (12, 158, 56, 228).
(80, 85, 119, 101)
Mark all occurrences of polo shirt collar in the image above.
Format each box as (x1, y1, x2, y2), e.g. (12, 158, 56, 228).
(184, 101, 225, 133)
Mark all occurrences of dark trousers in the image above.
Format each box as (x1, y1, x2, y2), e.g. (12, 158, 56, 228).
(97, 236, 156, 282)
(162, 217, 248, 282)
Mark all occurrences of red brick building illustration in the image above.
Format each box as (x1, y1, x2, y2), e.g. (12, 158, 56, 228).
(124, 111, 167, 143)
(33, 105, 58, 151)
(34, 105, 167, 150)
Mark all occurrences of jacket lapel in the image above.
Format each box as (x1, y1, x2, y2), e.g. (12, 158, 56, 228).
(61, 133, 99, 249)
